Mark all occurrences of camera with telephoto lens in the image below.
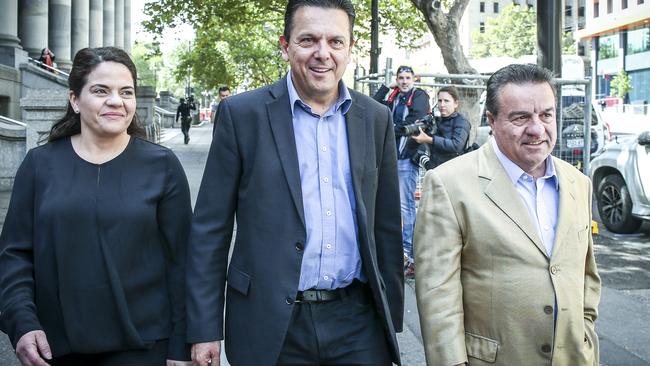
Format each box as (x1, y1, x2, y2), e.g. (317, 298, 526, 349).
(396, 114, 438, 137)
(411, 145, 431, 169)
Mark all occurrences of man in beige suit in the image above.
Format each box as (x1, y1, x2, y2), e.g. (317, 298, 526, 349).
(414, 64, 601, 366)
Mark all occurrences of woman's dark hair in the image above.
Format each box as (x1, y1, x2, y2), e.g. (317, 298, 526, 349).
(437, 86, 460, 104)
(48, 47, 146, 142)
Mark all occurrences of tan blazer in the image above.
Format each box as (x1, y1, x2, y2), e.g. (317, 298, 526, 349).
(414, 141, 600, 366)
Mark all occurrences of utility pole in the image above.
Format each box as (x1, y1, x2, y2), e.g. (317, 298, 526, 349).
(370, 0, 380, 95)
(537, 0, 562, 77)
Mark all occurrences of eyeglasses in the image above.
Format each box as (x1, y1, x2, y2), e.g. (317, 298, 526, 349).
(397, 66, 414, 74)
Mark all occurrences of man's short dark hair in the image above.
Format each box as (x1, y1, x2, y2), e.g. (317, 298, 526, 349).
(283, 0, 356, 42)
(396, 65, 414, 75)
(486, 63, 557, 117)
(218, 86, 230, 93)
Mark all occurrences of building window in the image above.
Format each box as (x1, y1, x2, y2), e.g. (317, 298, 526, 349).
(598, 34, 619, 59)
(480, 22, 486, 33)
(607, 0, 613, 13)
(628, 69, 650, 104)
(565, 4, 572, 16)
(594, 1, 599, 17)
(639, 0, 644, 4)
(480, 1, 485, 12)
(578, 6, 585, 16)
(622, 0, 628, 8)
(626, 27, 650, 55)
(494, 2, 499, 12)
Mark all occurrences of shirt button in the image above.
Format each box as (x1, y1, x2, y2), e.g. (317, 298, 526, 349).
(323, 177, 329, 183)
(544, 305, 553, 314)
(326, 210, 332, 216)
(326, 244, 332, 249)
(541, 344, 552, 353)
(322, 146, 327, 151)
(323, 275, 329, 280)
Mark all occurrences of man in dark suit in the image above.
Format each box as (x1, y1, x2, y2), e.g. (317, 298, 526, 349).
(186, 1, 404, 365)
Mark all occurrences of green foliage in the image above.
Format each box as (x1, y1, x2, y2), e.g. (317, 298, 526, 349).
(142, 0, 428, 91)
(130, 41, 163, 88)
(471, 4, 575, 58)
(610, 70, 632, 99)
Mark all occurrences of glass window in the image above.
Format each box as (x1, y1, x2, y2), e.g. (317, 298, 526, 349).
(628, 69, 650, 103)
(599, 34, 619, 59)
(627, 27, 650, 55)
(480, 1, 485, 12)
(622, 0, 628, 8)
(607, 0, 613, 12)
(594, 1, 600, 17)
(480, 22, 486, 33)
(494, 2, 499, 12)
(639, 0, 644, 4)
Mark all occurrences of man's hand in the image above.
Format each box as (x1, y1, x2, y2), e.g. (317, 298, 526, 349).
(412, 127, 433, 144)
(166, 360, 192, 366)
(15, 330, 51, 366)
(191, 341, 221, 366)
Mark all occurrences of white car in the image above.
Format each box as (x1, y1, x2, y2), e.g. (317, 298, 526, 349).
(589, 131, 650, 233)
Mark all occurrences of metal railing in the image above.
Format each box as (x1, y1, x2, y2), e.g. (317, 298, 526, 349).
(0, 115, 27, 127)
(27, 58, 69, 78)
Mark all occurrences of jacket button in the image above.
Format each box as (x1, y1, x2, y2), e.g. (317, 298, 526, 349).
(541, 344, 552, 353)
(295, 242, 303, 251)
(286, 297, 294, 305)
(544, 305, 553, 314)
(550, 265, 558, 275)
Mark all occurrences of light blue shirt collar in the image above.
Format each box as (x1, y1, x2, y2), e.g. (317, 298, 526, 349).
(286, 71, 352, 117)
(491, 138, 559, 189)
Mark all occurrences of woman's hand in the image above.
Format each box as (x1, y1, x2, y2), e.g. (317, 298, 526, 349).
(15, 330, 51, 366)
(411, 127, 433, 144)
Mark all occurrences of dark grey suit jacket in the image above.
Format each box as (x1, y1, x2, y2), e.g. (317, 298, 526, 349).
(186, 77, 404, 365)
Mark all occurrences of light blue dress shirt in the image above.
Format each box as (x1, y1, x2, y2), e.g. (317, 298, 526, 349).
(286, 72, 364, 291)
(491, 138, 559, 256)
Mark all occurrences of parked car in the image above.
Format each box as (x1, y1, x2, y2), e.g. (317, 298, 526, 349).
(589, 131, 650, 233)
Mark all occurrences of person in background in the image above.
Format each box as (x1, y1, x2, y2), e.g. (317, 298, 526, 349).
(373, 65, 430, 279)
(38, 47, 55, 71)
(412, 85, 470, 170)
(0, 47, 192, 366)
(414, 63, 600, 365)
(186, 0, 404, 365)
(211, 86, 231, 128)
(176, 96, 196, 144)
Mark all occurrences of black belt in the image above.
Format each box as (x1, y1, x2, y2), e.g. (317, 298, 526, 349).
(296, 280, 366, 303)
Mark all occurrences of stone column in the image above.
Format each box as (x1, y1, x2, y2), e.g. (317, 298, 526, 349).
(71, 0, 89, 58)
(124, 0, 131, 53)
(18, 0, 48, 58)
(49, 0, 72, 70)
(103, 0, 114, 46)
(114, 0, 124, 48)
(89, 0, 103, 47)
(0, 0, 20, 48)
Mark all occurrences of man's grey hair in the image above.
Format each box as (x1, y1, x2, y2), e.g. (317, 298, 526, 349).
(485, 63, 557, 117)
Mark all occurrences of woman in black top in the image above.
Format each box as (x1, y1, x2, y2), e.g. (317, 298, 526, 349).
(0, 47, 192, 365)
(413, 85, 471, 169)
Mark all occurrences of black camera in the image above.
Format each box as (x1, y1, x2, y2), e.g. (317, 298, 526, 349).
(396, 114, 438, 137)
(411, 145, 431, 169)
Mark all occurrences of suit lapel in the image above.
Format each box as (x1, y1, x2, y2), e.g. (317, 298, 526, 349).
(345, 92, 366, 198)
(551, 158, 577, 258)
(266, 78, 305, 227)
(479, 143, 548, 257)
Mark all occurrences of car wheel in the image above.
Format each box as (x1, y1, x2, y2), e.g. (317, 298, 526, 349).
(597, 174, 642, 234)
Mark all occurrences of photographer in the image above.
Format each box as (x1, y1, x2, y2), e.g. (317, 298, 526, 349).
(373, 65, 430, 279)
(412, 86, 470, 170)
(176, 96, 196, 144)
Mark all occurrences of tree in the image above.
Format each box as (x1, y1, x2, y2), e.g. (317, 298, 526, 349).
(610, 70, 632, 101)
(471, 4, 575, 59)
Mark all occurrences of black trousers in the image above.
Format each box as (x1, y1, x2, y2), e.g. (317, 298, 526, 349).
(181, 117, 191, 142)
(48, 339, 168, 366)
(276, 282, 392, 366)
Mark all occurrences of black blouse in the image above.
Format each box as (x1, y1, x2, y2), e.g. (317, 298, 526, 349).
(0, 136, 192, 360)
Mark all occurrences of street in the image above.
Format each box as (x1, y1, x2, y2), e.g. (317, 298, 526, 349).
(0, 123, 648, 365)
